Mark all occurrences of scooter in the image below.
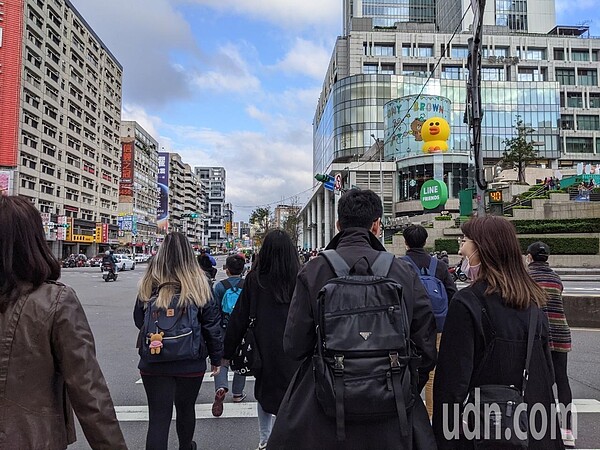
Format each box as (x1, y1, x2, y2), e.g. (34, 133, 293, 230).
(102, 263, 118, 282)
(449, 260, 468, 282)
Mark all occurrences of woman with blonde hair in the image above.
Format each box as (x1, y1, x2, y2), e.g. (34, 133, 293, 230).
(134, 231, 222, 450)
(0, 195, 126, 449)
(433, 216, 564, 449)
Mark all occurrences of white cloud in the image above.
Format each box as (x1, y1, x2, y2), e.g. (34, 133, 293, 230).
(122, 104, 163, 140)
(273, 38, 332, 80)
(182, 0, 340, 29)
(191, 44, 261, 93)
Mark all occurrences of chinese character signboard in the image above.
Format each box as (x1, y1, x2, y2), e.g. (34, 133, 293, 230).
(119, 139, 134, 199)
(57, 216, 66, 241)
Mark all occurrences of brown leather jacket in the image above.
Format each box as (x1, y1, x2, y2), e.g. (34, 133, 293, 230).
(0, 281, 127, 450)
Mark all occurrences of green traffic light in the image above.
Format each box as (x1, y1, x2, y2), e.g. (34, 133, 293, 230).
(315, 173, 329, 182)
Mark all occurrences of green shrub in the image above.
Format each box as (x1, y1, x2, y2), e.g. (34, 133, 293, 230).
(435, 238, 459, 254)
(434, 215, 453, 221)
(518, 237, 599, 255)
(512, 218, 600, 234)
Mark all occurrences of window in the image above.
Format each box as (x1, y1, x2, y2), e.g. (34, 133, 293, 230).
(481, 67, 506, 81)
(590, 93, 600, 108)
(441, 66, 468, 80)
(40, 180, 54, 195)
(42, 141, 57, 157)
(566, 92, 583, 108)
(45, 84, 59, 101)
(66, 153, 80, 168)
(65, 188, 79, 201)
(402, 64, 428, 77)
(565, 137, 593, 153)
(43, 121, 57, 138)
(368, 43, 395, 57)
(482, 47, 508, 58)
(561, 115, 574, 130)
(554, 48, 565, 60)
(20, 175, 36, 190)
(65, 171, 80, 185)
(26, 48, 42, 68)
(518, 48, 546, 61)
(23, 111, 40, 129)
(23, 132, 38, 149)
(571, 50, 589, 62)
(41, 160, 56, 176)
(25, 69, 41, 89)
(518, 67, 546, 82)
(577, 115, 599, 131)
(21, 152, 37, 169)
(555, 68, 575, 85)
(380, 64, 395, 75)
(451, 46, 469, 59)
(578, 69, 597, 86)
(24, 90, 40, 109)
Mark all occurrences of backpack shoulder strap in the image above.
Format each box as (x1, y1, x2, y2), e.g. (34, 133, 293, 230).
(401, 255, 422, 275)
(236, 278, 245, 289)
(371, 252, 395, 277)
(427, 257, 438, 277)
(321, 250, 351, 277)
(221, 279, 232, 290)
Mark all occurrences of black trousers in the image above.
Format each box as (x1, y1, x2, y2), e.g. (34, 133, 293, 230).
(142, 375, 203, 450)
(551, 351, 573, 429)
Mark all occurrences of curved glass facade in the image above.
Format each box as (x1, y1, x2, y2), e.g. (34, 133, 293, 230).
(313, 74, 561, 176)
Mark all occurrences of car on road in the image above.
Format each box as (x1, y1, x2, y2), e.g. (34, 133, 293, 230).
(134, 253, 151, 263)
(114, 254, 135, 271)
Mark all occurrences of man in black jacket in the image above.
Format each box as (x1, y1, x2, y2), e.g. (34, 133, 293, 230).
(403, 224, 457, 418)
(268, 189, 437, 449)
(403, 225, 457, 302)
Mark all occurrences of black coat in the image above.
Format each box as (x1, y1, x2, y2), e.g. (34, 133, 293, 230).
(223, 270, 300, 415)
(432, 281, 564, 450)
(268, 227, 438, 450)
(404, 248, 458, 301)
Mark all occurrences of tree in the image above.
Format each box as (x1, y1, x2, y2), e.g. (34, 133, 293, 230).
(500, 115, 539, 184)
(249, 207, 272, 245)
(281, 197, 302, 249)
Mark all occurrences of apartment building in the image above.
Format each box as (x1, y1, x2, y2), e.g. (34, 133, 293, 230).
(195, 166, 227, 250)
(0, 0, 123, 258)
(157, 152, 204, 246)
(119, 121, 159, 254)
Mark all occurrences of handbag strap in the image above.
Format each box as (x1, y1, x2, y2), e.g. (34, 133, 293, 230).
(521, 307, 537, 396)
(248, 284, 257, 328)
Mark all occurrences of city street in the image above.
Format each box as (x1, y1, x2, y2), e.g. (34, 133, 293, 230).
(59, 259, 600, 450)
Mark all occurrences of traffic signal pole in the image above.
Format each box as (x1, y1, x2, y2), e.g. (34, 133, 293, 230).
(466, 0, 487, 217)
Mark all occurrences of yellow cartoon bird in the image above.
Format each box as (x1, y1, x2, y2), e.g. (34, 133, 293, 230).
(421, 117, 450, 153)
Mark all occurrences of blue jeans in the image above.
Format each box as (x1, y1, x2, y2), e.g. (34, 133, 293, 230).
(214, 365, 246, 396)
(257, 402, 275, 446)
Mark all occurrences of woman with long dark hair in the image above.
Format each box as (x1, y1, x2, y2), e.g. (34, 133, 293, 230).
(432, 216, 564, 449)
(0, 195, 126, 449)
(134, 231, 222, 450)
(223, 229, 301, 450)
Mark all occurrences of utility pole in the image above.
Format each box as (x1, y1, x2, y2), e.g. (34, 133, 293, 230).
(466, 0, 487, 217)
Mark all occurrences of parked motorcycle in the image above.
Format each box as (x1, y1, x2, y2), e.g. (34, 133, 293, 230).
(101, 263, 118, 282)
(449, 260, 468, 282)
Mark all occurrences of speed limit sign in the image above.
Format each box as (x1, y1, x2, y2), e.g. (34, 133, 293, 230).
(334, 173, 342, 191)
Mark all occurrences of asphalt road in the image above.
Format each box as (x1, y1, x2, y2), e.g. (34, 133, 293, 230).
(59, 260, 600, 450)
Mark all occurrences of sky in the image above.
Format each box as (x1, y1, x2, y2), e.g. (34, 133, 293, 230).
(69, 0, 598, 222)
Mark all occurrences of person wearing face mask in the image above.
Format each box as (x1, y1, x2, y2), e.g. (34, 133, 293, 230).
(432, 216, 563, 450)
(458, 235, 480, 282)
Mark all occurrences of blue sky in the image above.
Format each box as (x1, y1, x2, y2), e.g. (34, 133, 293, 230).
(70, 0, 598, 221)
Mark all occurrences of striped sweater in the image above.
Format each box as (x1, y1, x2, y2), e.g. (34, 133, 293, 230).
(528, 261, 572, 352)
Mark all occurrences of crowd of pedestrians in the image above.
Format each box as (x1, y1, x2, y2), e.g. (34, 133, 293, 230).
(0, 191, 575, 449)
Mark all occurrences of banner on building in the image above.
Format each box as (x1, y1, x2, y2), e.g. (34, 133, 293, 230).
(0, 170, 14, 196)
(157, 152, 169, 232)
(119, 140, 134, 199)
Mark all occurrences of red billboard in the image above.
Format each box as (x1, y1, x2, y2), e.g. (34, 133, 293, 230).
(0, 0, 25, 167)
(119, 140, 134, 199)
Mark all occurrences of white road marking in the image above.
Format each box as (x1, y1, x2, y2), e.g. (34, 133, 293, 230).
(135, 373, 254, 384)
(115, 402, 258, 421)
(114, 399, 600, 422)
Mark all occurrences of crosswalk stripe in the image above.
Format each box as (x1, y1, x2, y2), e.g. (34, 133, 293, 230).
(115, 402, 259, 421)
(114, 399, 600, 422)
(135, 373, 255, 384)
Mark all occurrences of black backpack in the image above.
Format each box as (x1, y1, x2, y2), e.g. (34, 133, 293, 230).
(313, 250, 418, 441)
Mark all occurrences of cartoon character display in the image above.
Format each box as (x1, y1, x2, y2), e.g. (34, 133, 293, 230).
(421, 117, 450, 153)
(149, 332, 164, 354)
(410, 118, 425, 141)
